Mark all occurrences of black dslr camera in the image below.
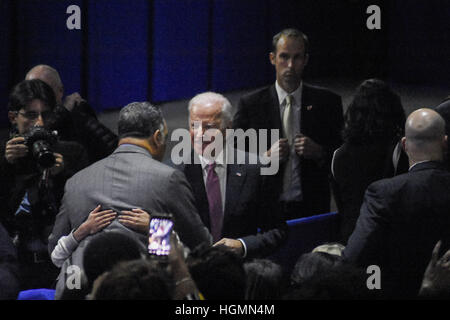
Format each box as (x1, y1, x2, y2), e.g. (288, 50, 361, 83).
(23, 127, 58, 168)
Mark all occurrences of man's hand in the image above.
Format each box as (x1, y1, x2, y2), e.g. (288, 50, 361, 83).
(119, 208, 150, 234)
(213, 238, 244, 256)
(265, 138, 290, 163)
(63, 92, 85, 112)
(73, 205, 116, 242)
(5, 137, 28, 164)
(419, 240, 450, 297)
(294, 133, 324, 160)
(49, 153, 65, 176)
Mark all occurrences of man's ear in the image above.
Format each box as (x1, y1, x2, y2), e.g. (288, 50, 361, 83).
(269, 52, 276, 66)
(8, 111, 17, 125)
(443, 135, 448, 150)
(153, 129, 164, 146)
(304, 53, 309, 66)
(401, 137, 407, 152)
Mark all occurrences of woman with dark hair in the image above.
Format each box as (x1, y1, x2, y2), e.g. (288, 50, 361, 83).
(332, 79, 408, 244)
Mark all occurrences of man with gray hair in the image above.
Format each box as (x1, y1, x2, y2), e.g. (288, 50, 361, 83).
(176, 92, 286, 259)
(49, 101, 211, 299)
(343, 108, 450, 298)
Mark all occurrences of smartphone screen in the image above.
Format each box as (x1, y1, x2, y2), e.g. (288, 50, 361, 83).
(148, 217, 173, 256)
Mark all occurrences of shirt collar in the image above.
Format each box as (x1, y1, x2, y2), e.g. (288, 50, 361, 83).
(198, 149, 226, 170)
(409, 160, 433, 171)
(275, 80, 303, 107)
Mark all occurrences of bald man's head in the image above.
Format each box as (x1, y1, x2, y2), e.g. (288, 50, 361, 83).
(25, 65, 64, 105)
(402, 108, 447, 165)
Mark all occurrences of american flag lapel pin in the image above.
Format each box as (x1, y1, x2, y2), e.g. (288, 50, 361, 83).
(306, 105, 313, 111)
(236, 172, 242, 177)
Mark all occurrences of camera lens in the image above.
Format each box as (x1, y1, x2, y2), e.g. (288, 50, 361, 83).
(31, 140, 55, 168)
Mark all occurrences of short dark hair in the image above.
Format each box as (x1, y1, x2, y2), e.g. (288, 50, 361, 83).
(272, 28, 309, 56)
(290, 252, 344, 287)
(187, 244, 246, 300)
(8, 79, 56, 112)
(92, 259, 172, 300)
(83, 232, 144, 286)
(244, 259, 284, 300)
(118, 102, 164, 139)
(343, 79, 406, 145)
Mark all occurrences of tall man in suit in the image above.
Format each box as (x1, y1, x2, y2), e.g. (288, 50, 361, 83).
(233, 28, 344, 219)
(343, 108, 450, 298)
(49, 101, 211, 298)
(177, 92, 286, 259)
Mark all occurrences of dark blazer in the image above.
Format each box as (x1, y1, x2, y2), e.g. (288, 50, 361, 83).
(177, 151, 287, 259)
(233, 84, 344, 216)
(343, 161, 450, 298)
(331, 139, 409, 244)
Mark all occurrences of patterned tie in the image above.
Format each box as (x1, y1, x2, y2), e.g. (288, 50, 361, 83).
(206, 162, 223, 242)
(282, 95, 293, 192)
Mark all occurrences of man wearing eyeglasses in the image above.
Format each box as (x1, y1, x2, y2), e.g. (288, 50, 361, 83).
(0, 79, 89, 290)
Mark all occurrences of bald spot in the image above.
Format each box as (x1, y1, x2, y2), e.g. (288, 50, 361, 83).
(25, 65, 63, 103)
(405, 108, 445, 142)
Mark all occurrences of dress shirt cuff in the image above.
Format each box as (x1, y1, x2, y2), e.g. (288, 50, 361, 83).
(237, 238, 247, 258)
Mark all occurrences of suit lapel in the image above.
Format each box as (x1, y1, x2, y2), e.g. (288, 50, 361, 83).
(224, 163, 247, 219)
(184, 154, 211, 229)
(300, 84, 312, 134)
(268, 85, 282, 130)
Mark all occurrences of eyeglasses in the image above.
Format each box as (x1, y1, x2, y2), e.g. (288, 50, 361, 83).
(16, 111, 54, 121)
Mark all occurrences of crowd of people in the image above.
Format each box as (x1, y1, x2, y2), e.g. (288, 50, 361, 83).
(1, 28, 450, 300)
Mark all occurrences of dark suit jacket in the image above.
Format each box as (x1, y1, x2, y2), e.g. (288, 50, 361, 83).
(343, 161, 450, 298)
(177, 151, 287, 259)
(233, 84, 344, 217)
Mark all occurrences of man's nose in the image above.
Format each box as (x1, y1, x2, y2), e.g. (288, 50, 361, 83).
(34, 114, 45, 127)
(287, 58, 293, 68)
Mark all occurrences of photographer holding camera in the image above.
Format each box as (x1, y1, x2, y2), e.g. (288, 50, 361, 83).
(0, 79, 89, 290)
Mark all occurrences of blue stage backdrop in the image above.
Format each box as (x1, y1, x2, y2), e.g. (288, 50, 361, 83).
(1, 0, 449, 127)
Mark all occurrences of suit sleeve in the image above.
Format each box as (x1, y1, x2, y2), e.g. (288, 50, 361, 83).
(239, 169, 287, 259)
(167, 170, 212, 250)
(343, 182, 389, 267)
(319, 94, 344, 168)
(48, 181, 73, 254)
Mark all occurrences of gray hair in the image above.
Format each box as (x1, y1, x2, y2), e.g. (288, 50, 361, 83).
(118, 102, 164, 139)
(272, 28, 309, 55)
(188, 92, 233, 128)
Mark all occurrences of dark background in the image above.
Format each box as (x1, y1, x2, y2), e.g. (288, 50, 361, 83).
(0, 0, 449, 127)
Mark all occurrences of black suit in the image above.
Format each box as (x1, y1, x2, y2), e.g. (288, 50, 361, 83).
(177, 151, 287, 259)
(343, 161, 450, 298)
(233, 84, 344, 218)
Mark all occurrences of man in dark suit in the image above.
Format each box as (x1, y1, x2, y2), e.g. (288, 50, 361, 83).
(343, 108, 450, 298)
(233, 28, 344, 220)
(177, 92, 286, 259)
(49, 101, 211, 299)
